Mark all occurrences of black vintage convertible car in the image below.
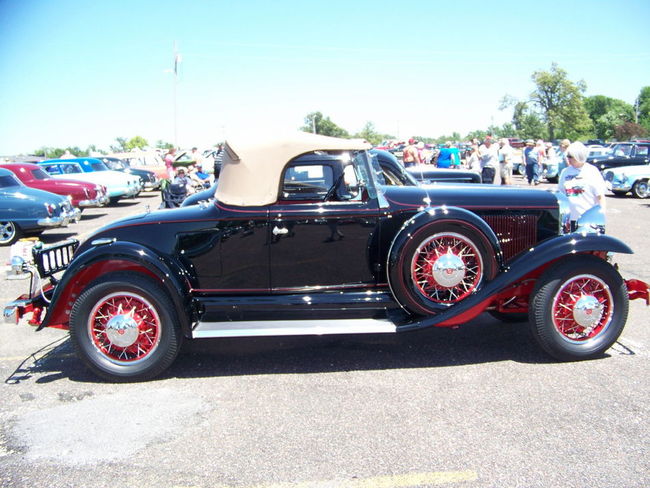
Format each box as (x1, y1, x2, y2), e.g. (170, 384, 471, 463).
(4, 133, 649, 381)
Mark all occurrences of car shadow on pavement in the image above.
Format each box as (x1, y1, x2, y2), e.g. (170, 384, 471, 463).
(5, 315, 570, 384)
(80, 212, 108, 221)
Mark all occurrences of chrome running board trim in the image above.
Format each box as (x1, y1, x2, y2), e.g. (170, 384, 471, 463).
(192, 318, 396, 338)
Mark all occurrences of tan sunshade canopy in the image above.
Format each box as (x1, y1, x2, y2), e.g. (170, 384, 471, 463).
(215, 132, 371, 206)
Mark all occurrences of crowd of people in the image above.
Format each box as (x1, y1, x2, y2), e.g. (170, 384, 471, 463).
(396, 136, 607, 230)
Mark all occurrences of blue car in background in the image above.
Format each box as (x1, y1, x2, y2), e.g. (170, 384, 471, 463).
(0, 168, 81, 245)
(39, 158, 141, 204)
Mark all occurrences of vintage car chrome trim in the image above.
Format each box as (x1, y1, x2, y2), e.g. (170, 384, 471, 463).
(575, 205, 605, 235)
(192, 318, 396, 338)
(91, 237, 116, 246)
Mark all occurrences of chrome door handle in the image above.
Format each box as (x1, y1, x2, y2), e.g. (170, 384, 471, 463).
(272, 226, 289, 236)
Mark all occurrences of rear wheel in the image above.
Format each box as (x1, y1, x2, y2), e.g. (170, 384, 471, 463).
(69, 273, 182, 381)
(0, 221, 22, 245)
(529, 255, 628, 361)
(632, 180, 648, 199)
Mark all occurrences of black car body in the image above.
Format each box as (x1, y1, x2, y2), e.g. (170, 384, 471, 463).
(588, 142, 650, 172)
(99, 157, 161, 191)
(4, 133, 649, 381)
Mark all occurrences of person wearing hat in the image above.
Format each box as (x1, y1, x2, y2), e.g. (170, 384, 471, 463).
(172, 167, 195, 194)
(524, 139, 541, 185)
(402, 138, 421, 168)
(558, 141, 607, 230)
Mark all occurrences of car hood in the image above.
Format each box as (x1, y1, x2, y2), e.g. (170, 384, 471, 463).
(382, 183, 559, 210)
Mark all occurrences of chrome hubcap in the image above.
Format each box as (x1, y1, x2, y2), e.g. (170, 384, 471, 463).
(432, 252, 466, 287)
(105, 313, 140, 347)
(572, 295, 604, 328)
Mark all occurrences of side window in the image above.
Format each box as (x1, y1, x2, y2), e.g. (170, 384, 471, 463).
(282, 164, 334, 201)
(635, 145, 648, 157)
(44, 165, 61, 175)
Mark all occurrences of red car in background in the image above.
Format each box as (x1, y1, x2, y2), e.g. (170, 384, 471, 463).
(0, 163, 108, 209)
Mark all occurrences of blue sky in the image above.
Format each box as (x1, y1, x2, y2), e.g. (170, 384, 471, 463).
(1, 0, 649, 154)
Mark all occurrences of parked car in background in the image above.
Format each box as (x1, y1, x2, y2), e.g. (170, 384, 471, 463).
(0, 168, 80, 245)
(97, 157, 161, 191)
(603, 164, 650, 198)
(407, 165, 482, 184)
(5, 132, 648, 381)
(39, 159, 141, 204)
(108, 151, 168, 181)
(588, 142, 650, 172)
(0, 163, 108, 209)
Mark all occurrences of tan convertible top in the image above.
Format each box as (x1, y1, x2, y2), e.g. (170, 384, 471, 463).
(215, 131, 371, 206)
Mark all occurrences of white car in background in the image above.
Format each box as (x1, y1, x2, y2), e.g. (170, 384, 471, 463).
(603, 164, 650, 198)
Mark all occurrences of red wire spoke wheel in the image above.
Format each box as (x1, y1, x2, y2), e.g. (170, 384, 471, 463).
(530, 255, 628, 361)
(551, 274, 613, 342)
(88, 292, 161, 363)
(411, 232, 483, 304)
(70, 273, 182, 382)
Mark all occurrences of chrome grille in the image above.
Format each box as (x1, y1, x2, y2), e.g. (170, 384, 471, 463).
(483, 214, 538, 262)
(33, 239, 79, 277)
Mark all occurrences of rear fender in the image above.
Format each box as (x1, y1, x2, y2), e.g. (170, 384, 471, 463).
(397, 233, 634, 330)
(39, 242, 194, 336)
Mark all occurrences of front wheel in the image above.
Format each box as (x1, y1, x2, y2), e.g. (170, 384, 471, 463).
(69, 273, 182, 381)
(529, 255, 628, 361)
(632, 180, 648, 199)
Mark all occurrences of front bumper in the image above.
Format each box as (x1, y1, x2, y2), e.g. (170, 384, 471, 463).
(37, 207, 81, 227)
(607, 180, 632, 192)
(79, 194, 110, 207)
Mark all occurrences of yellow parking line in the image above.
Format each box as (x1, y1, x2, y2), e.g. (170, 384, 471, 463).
(172, 471, 478, 488)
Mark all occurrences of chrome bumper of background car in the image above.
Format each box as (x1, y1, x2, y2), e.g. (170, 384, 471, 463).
(607, 181, 632, 192)
(37, 208, 81, 227)
(79, 195, 110, 207)
(144, 180, 161, 190)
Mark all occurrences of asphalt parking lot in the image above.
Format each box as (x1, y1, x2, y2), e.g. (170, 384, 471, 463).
(0, 177, 648, 488)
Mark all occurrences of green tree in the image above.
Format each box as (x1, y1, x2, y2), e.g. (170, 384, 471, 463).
(636, 86, 650, 132)
(125, 136, 149, 151)
(352, 121, 392, 146)
(300, 112, 349, 138)
(156, 140, 174, 150)
(529, 63, 592, 140)
(584, 95, 635, 139)
(110, 137, 128, 153)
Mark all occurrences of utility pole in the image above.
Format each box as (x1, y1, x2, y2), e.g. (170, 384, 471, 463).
(173, 41, 181, 148)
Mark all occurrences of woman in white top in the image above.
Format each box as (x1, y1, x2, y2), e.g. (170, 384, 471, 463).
(558, 141, 607, 228)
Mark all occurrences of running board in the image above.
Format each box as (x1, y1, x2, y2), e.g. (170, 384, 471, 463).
(192, 318, 396, 339)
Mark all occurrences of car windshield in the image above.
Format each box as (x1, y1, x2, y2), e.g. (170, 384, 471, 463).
(611, 144, 632, 157)
(106, 160, 126, 170)
(0, 174, 21, 188)
(91, 162, 110, 171)
(30, 168, 52, 180)
(352, 150, 377, 199)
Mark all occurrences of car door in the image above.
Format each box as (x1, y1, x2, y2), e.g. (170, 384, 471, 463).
(631, 144, 650, 165)
(269, 158, 380, 291)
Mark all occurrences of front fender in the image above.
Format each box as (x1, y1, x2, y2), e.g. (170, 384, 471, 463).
(397, 233, 633, 331)
(39, 241, 193, 335)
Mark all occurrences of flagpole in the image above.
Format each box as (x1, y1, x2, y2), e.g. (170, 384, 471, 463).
(173, 41, 178, 148)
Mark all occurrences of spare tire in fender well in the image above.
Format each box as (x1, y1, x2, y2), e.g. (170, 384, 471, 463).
(386, 207, 503, 315)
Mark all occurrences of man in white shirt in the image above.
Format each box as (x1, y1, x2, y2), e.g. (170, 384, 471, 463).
(558, 141, 607, 229)
(478, 137, 500, 184)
